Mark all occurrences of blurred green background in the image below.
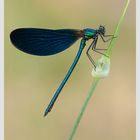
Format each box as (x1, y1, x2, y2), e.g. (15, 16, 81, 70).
(5, 0, 135, 140)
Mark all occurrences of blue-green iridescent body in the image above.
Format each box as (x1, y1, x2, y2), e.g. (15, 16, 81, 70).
(10, 25, 110, 116)
(83, 28, 96, 39)
(44, 28, 98, 116)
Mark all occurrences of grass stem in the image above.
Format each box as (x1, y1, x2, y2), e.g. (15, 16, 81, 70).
(68, 0, 130, 140)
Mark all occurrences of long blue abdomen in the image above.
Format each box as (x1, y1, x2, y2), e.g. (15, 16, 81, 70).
(44, 39, 86, 116)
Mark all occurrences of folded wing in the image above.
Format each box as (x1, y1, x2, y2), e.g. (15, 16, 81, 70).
(10, 28, 84, 56)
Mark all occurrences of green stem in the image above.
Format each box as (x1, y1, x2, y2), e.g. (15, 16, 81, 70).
(106, 0, 130, 56)
(69, 79, 99, 140)
(68, 0, 130, 140)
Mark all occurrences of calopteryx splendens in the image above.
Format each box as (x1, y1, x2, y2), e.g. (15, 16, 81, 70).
(10, 25, 114, 116)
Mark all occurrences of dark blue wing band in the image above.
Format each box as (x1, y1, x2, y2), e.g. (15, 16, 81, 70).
(10, 28, 83, 56)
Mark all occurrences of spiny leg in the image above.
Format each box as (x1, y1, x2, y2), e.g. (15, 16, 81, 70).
(103, 34, 114, 37)
(92, 48, 107, 51)
(86, 40, 97, 69)
(100, 34, 117, 42)
(92, 35, 109, 57)
(91, 43, 108, 54)
(92, 49, 109, 58)
(86, 37, 99, 68)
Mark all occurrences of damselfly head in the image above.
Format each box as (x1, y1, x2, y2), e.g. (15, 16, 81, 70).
(98, 25, 106, 35)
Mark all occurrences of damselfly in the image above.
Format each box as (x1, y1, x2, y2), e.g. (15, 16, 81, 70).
(10, 25, 114, 116)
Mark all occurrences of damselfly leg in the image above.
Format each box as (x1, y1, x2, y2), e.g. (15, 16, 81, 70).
(86, 39, 97, 69)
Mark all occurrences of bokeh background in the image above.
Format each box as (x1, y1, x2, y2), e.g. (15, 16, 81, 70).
(5, 0, 135, 140)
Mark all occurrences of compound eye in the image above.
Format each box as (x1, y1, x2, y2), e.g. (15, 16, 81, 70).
(100, 26, 103, 29)
(103, 28, 105, 33)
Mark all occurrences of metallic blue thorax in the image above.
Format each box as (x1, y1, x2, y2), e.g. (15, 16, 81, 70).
(83, 28, 96, 39)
